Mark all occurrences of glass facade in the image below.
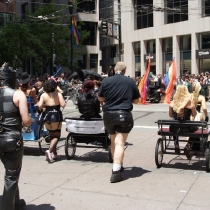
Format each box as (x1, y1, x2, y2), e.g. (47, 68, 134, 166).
(134, 0, 153, 30)
(165, 0, 188, 24)
(146, 39, 155, 54)
(81, 22, 97, 46)
(203, 0, 210, 17)
(200, 32, 210, 49)
(0, 0, 15, 27)
(90, 54, 98, 71)
(134, 42, 141, 76)
(180, 35, 191, 75)
(162, 37, 173, 74)
(77, 0, 96, 13)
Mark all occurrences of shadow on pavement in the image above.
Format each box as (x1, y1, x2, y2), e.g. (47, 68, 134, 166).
(25, 204, 55, 210)
(73, 149, 111, 163)
(123, 167, 151, 180)
(162, 156, 206, 171)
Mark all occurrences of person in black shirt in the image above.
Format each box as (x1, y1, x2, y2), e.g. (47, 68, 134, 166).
(98, 62, 140, 183)
(78, 80, 101, 118)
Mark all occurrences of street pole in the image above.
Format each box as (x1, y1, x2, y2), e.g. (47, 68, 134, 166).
(118, 0, 122, 61)
(68, 0, 73, 72)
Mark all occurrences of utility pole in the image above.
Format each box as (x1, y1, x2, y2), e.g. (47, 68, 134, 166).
(118, 0, 122, 61)
(68, 0, 73, 73)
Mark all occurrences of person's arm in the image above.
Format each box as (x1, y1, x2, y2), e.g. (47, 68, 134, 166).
(57, 86, 63, 93)
(31, 88, 38, 104)
(13, 90, 32, 126)
(98, 96, 105, 102)
(132, 99, 139, 104)
(37, 94, 45, 110)
(191, 101, 197, 118)
(58, 92, 66, 108)
(200, 95, 208, 120)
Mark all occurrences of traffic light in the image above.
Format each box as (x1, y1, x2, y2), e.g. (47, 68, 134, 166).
(98, 20, 108, 35)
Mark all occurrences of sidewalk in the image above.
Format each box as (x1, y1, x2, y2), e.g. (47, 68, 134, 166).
(0, 122, 210, 209)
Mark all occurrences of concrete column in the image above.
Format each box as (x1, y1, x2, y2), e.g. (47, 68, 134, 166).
(124, 41, 134, 77)
(188, 0, 202, 20)
(191, 33, 199, 75)
(86, 53, 90, 69)
(153, 0, 165, 26)
(141, 40, 147, 76)
(156, 38, 162, 75)
(173, 35, 180, 76)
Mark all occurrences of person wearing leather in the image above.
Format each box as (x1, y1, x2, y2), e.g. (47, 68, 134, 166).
(0, 63, 32, 210)
(78, 80, 101, 119)
(169, 85, 197, 159)
(37, 79, 66, 163)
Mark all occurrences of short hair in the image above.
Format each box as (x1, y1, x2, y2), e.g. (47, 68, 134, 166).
(43, 79, 57, 93)
(115, 62, 126, 71)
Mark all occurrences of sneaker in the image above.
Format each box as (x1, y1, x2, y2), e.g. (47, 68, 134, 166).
(15, 199, 26, 210)
(120, 165, 124, 172)
(51, 153, 60, 160)
(110, 170, 123, 183)
(45, 150, 54, 163)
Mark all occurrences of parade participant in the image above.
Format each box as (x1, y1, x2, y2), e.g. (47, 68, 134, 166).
(191, 82, 208, 122)
(98, 62, 140, 183)
(169, 85, 197, 159)
(0, 63, 32, 210)
(37, 79, 66, 163)
(78, 80, 101, 118)
(19, 72, 38, 105)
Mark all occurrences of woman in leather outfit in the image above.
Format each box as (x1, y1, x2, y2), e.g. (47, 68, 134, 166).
(169, 85, 197, 159)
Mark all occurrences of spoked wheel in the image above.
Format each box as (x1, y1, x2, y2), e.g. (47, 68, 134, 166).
(38, 123, 50, 154)
(205, 148, 210, 172)
(155, 138, 164, 168)
(108, 145, 113, 163)
(65, 133, 76, 160)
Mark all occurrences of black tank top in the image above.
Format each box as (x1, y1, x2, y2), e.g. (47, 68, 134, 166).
(172, 108, 192, 121)
(0, 88, 22, 140)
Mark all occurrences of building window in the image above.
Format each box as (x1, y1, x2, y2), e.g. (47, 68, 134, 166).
(81, 22, 97, 46)
(110, 46, 116, 58)
(21, 3, 28, 21)
(31, 1, 38, 14)
(203, 0, 210, 17)
(146, 39, 155, 54)
(90, 54, 98, 71)
(180, 35, 191, 75)
(162, 37, 172, 74)
(134, 0, 153, 30)
(200, 32, 210, 49)
(133, 42, 141, 76)
(77, 0, 96, 13)
(165, 0, 188, 24)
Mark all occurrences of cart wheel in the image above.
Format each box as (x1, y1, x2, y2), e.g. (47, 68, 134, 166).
(155, 138, 164, 168)
(38, 123, 50, 154)
(108, 145, 113, 163)
(206, 148, 210, 172)
(65, 133, 76, 160)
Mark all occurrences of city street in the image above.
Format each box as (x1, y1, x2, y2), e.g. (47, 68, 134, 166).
(1, 101, 210, 209)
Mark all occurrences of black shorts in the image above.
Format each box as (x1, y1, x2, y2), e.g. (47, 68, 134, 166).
(103, 110, 134, 134)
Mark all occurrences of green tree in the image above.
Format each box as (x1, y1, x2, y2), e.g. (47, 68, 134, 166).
(0, 2, 90, 73)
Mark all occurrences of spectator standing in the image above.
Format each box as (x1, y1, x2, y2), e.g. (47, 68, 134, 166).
(98, 62, 140, 183)
(0, 63, 32, 210)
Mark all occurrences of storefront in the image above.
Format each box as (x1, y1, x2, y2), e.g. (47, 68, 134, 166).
(196, 49, 210, 73)
(144, 54, 156, 75)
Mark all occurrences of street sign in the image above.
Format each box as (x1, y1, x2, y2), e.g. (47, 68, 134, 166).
(108, 22, 113, 36)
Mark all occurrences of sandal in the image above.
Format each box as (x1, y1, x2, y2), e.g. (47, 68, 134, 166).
(184, 144, 191, 160)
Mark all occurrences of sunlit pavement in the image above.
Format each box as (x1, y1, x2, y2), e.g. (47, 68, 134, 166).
(0, 101, 210, 209)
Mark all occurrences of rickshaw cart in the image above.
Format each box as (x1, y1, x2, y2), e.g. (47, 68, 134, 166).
(65, 118, 112, 163)
(155, 120, 210, 172)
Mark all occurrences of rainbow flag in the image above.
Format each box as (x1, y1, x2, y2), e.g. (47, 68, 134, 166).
(71, 15, 80, 45)
(138, 55, 151, 104)
(164, 58, 176, 104)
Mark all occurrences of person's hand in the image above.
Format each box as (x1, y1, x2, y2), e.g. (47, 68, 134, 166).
(2, 62, 6, 67)
(205, 116, 209, 122)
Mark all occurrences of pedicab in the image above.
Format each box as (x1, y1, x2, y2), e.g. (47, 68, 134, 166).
(64, 117, 113, 163)
(155, 119, 210, 172)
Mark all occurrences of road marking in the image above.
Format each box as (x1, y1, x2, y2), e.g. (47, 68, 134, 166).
(62, 122, 156, 129)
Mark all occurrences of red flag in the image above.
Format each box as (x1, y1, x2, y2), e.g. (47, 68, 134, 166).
(138, 55, 151, 104)
(164, 58, 176, 104)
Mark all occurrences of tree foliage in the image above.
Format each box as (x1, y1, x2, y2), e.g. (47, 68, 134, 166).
(0, 3, 90, 73)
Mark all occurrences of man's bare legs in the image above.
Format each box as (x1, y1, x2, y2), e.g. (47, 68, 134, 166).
(110, 132, 128, 165)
